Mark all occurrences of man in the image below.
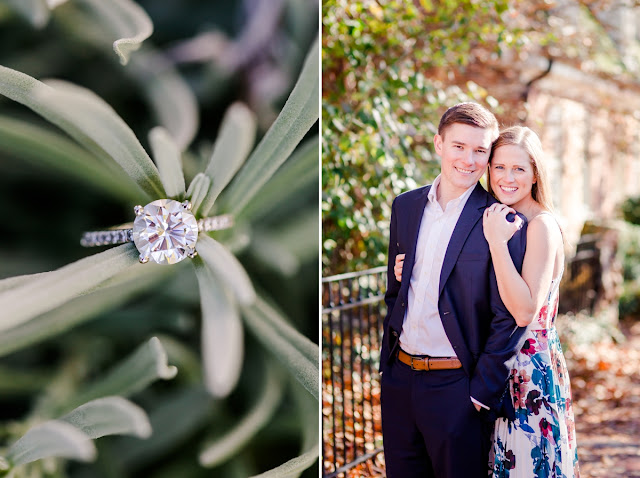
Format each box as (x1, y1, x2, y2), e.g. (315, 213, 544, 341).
(380, 102, 528, 478)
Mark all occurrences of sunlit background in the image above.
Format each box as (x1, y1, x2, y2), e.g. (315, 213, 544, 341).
(322, 1, 640, 476)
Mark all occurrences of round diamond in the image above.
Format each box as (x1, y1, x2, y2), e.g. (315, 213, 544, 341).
(132, 199, 199, 265)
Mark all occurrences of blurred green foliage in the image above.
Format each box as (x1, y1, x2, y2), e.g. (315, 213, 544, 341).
(621, 195, 640, 226)
(322, 0, 516, 275)
(0, 1, 319, 477)
(321, 0, 637, 276)
(617, 214, 640, 321)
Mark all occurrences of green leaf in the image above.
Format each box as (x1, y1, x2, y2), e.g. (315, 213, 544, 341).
(0, 262, 170, 358)
(0, 272, 46, 293)
(149, 126, 186, 198)
(242, 304, 318, 400)
(0, 114, 145, 203)
(254, 296, 317, 366)
(0, 365, 49, 395)
(62, 337, 177, 412)
(186, 172, 211, 216)
(265, 210, 319, 260)
(77, 0, 153, 65)
(153, 334, 202, 384)
(60, 396, 152, 439)
(6, 421, 96, 467)
(199, 102, 256, 216)
(251, 210, 318, 275)
(249, 379, 319, 478)
(4, 0, 50, 28)
(220, 37, 319, 215)
(127, 50, 199, 151)
(0, 244, 140, 333)
(0, 67, 165, 198)
(110, 386, 212, 469)
(250, 236, 300, 276)
(239, 136, 318, 222)
(196, 235, 256, 305)
(252, 380, 319, 478)
(250, 449, 318, 478)
(50, 5, 198, 150)
(199, 361, 283, 467)
(194, 261, 243, 398)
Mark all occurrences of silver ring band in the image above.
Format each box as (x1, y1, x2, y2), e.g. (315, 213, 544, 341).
(81, 214, 234, 248)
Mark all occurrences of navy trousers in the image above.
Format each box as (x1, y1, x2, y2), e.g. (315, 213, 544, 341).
(381, 358, 492, 478)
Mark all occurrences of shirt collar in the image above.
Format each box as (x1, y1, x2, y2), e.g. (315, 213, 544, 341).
(427, 174, 476, 211)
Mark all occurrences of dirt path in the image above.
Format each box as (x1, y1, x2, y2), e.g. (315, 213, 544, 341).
(569, 321, 640, 477)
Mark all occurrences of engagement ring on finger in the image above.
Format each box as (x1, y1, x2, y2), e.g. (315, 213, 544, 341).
(80, 199, 233, 265)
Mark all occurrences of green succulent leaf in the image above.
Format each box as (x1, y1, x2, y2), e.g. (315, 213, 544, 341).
(199, 102, 256, 216)
(127, 50, 199, 151)
(220, 37, 319, 215)
(76, 0, 153, 65)
(253, 297, 318, 366)
(61, 337, 177, 413)
(3, 0, 50, 28)
(0, 114, 144, 203)
(250, 449, 319, 478)
(194, 261, 243, 398)
(239, 136, 318, 222)
(196, 235, 256, 306)
(0, 262, 169, 358)
(0, 244, 140, 333)
(60, 396, 152, 439)
(51, 5, 198, 150)
(0, 67, 165, 199)
(6, 420, 96, 467)
(242, 303, 318, 400)
(199, 361, 283, 467)
(251, 211, 318, 276)
(110, 387, 212, 470)
(149, 126, 186, 198)
(248, 381, 319, 478)
(186, 172, 211, 216)
(0, 272, 46, 293)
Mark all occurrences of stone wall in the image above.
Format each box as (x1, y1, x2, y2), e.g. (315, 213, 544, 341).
(523, 61, 640, 251)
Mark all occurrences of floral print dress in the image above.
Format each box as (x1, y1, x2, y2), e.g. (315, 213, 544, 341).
(490, 270, 580, 478)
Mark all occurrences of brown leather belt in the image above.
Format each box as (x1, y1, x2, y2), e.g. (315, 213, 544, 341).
(397, 349, 462, 371)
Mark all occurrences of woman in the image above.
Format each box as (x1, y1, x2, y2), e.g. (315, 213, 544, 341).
(394, 126, 579, 477)
(483, 126, 579, 477)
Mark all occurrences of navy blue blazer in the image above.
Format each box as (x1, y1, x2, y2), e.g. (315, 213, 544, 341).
(381, 182, 528, 419)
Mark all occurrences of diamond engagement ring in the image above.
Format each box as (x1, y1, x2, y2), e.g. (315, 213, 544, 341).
(80, 198, 233, 265)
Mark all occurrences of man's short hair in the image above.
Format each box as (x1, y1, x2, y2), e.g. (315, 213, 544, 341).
(437, 102, 499, 142)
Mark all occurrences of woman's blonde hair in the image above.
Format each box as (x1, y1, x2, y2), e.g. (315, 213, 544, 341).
(488, 125, 554, 212)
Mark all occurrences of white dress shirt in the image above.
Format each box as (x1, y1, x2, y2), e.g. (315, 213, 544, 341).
(399, 175, 475, 356)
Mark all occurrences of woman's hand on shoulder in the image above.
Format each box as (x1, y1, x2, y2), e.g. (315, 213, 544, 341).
(483, 203, 524, 247)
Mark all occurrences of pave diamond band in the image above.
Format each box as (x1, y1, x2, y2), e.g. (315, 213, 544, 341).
(197, 214, 234, 233)
(80, 228, 134, 247)
(80, 198, 234, 265)
(79, 215, 234, 248)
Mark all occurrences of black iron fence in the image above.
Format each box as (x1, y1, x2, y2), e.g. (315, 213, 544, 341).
(559, 233, 601, 315)
(322, 266, 387, 478)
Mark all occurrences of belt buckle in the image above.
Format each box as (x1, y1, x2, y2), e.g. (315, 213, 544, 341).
(410, 356, 429, 371)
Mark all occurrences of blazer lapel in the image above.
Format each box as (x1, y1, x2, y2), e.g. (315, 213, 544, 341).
(438, 183, 487, 297)
(400, 186, 430, 291)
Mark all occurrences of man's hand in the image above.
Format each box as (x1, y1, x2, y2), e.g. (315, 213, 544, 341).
(474, 403, 481, 412)
(394, 254, 405, 282)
